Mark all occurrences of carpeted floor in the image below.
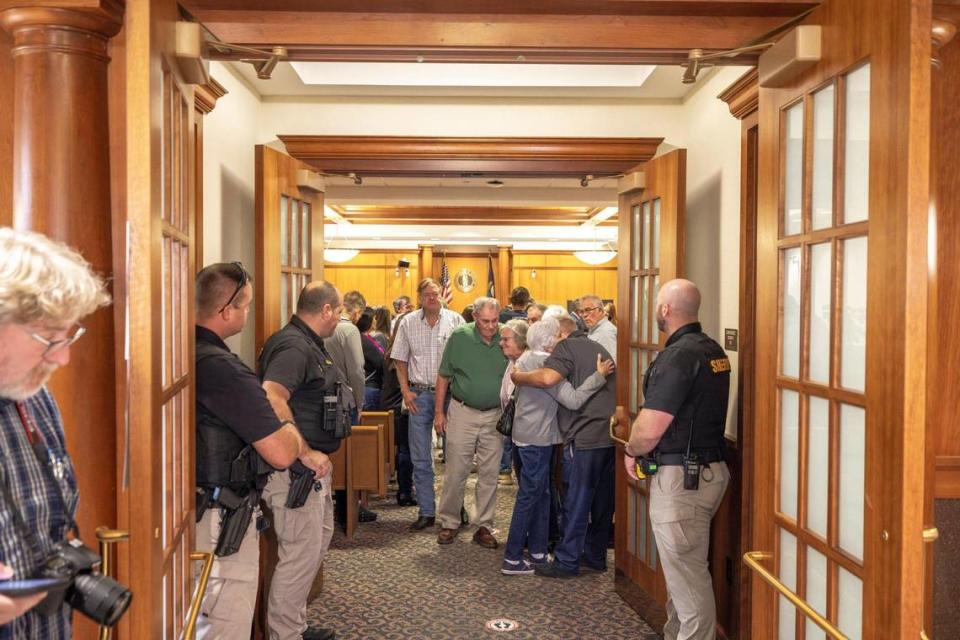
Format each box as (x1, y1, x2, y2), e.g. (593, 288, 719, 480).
(307, 465, 659, 640)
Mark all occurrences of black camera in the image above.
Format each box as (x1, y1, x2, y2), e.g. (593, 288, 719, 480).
(34, 539, 133, 627)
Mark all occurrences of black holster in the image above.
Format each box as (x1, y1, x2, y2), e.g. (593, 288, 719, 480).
(215, 489, 256, 557)
(285, 461, 319, 509)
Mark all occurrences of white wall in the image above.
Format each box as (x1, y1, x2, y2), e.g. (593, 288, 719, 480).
(203, 62, 262, 364)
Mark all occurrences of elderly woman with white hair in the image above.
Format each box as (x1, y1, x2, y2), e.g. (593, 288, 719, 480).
(497, 319, 529, 485)
(500, 317, 615, 575)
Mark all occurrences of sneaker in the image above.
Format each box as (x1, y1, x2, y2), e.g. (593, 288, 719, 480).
(534, 561, 578, 579)
(526, 552, 550, 566)
(501, 558, 535, 575)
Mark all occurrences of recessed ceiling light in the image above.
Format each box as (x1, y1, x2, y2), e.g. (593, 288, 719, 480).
(486, 179, 505, 188)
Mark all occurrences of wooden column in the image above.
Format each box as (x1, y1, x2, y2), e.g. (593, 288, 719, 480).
(496, 244, 511, 306)
(419, 244, 434, 280)
(0, 2, 122, 555)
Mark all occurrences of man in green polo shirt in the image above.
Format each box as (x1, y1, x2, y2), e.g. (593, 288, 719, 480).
(434, 296, 508, 548)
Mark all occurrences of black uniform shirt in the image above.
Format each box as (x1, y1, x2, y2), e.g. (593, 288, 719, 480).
(195, 325, 283, 444)
(642, 322, 730, 453)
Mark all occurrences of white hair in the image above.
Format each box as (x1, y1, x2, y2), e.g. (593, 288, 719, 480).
(527, 317, 559, 353)
(0, 227, 110, 326)
(473, 296, 500, 314)
(542, 305, 568, 322)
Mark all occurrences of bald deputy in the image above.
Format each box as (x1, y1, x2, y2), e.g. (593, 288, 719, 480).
(623, 279, 731, 640)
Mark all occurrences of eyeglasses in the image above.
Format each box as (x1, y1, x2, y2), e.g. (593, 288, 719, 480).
(219, 261, 249, 314)
(22, 324, 87, 356)
(578, 306, 602, 315)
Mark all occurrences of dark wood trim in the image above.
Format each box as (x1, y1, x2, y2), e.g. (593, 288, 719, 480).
(718, 68, 759, 120)
(329, 204, 615, 227)
(193, 75, 227, 115)
(614, 570, 667, 634)
(280, 135, 662, 177)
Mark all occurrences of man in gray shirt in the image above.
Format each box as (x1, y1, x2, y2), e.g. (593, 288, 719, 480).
(578, 294, 618, 364)
(512, 317, 617, 578)
(323, 290, 366, 415)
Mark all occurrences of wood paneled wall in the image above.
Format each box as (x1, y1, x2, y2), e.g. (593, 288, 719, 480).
(323, 249, 617, 314)
(324, 251, 420, 309)
(0, 27, 11, 226)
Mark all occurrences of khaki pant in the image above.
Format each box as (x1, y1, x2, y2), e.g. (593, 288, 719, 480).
(438, 399, 502, 530)
(195, 503, 261, 639)
(649, 462, 730, 640)
(262, 469, 335, 640)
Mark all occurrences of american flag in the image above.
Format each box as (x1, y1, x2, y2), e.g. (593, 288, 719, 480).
(439, 258, 453, 306)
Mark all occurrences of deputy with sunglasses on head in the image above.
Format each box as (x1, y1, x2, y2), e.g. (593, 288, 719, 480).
(194, 263, 329, 639)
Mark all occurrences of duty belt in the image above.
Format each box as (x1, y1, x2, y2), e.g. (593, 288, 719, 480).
(655, 449, 725, 466)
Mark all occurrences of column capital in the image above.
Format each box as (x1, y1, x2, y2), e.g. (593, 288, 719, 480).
(0, 2, 124, 45)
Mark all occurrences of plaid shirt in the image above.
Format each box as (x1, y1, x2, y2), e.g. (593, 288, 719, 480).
(0, 389, 79, 640)
(390, 308, 464, 386)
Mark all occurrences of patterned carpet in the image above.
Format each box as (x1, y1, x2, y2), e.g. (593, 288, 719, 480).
(307, 464, 659, 640)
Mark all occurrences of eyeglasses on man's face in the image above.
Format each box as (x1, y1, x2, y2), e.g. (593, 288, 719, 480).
(219, 261, 249, 314)
(578, 306, 602, 316)
(22, 324, 87, 356)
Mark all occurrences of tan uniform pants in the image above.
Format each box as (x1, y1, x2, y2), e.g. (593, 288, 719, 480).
(438, 399, 502, 531)
(262, 469, 335, 640)
(649, 462, 730, 640)
(195, 503, 261, 639)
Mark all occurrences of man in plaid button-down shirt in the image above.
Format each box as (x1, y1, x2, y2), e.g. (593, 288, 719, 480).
(0, 228, 110, 638)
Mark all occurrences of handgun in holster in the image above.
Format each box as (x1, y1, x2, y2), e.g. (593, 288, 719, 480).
(215, 488, 255, 557)
(285, 460, 321, 509)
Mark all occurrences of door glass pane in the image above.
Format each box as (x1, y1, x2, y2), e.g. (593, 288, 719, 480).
(784, 101, 804, 236)
(301, 202, 311, 268)
(291, 200, 300, 268)
(280, 195, 289, 266)
(782, 248, 802, 377)
(780, 390, 800, 520)
(839, 403, 865, 560)
(779, 528, 798, 640)
(631, 278, 640, 343)
(638, 494, 647, 563)
(280, 273, 288, 326)
(804, 547, 828, 640)
(652, 198, 661, 268)
(844, 64, 871, 224)
(838, 567, 863, 639)
(651, 275, 660, 343)
(807, 396, 829, 538)
(809, 242, 832, 384)
(841, 236, 867, 391)
(639, 351, 648, 405)
(627, 487, 637, 555)
(812, 85, 835, 230)
(641, 276, 649, 344)
(632, 205, 641, 271)
(630, 349, 639, 413)
(642, 201, 651, 269)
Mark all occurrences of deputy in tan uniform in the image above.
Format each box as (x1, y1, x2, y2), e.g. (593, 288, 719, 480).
(623, 279, 731, 640)
(260, 281, 347, 640)
(195, 263, 325, 639)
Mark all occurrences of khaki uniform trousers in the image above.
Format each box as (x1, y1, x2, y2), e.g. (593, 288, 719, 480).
(262, 469, 335, 640)
(195, 504, 262, 639)
(438, 399, 502, 530)
(649, 462, 730, 640)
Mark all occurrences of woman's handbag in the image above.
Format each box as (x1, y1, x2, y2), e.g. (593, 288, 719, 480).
(496, 389, 517, 437)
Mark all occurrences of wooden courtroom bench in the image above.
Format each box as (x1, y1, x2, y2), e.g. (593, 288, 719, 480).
(328, 420, 388, 539)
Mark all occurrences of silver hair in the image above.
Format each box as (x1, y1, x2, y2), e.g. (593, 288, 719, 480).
(542, 304, 568, 321)
(527, 317, 559, 353)
(503, 318, 529, 350)
(0, 227, 110, 326)
(472, 296, 501, 314)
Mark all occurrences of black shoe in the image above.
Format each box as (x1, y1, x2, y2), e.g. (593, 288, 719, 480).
(303, 627, 336, 640)
(460, 506, 469, 526)
(535, 561, 578, 579)
(409, 515, 436, 531)
(397, 494, 418, 507)
(358, 506, 377, 523)
(579, 558, 608, 573)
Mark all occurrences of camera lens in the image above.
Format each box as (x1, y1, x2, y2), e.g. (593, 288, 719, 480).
(69, 573, 133, 627)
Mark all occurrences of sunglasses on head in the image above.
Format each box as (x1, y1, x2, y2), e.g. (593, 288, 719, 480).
(219, 261, 249, 314)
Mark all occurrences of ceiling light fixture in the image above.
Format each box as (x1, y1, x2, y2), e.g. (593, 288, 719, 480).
(574, 241, 617, 265)
(323, 248, 359, 263)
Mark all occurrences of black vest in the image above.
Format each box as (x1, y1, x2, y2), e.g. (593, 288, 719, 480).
(195, 340, 260, 491)
(645, 329, 731, 454)
(259, 318, 343, 453)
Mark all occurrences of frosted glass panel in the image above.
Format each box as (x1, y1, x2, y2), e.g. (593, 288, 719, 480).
(839, 404, 865, 560)
(780, 390, 800, 520)
(782, 248, 802, 377)
(301, 202, 310, 268)
(779, 529, 798, 640)
(805, 547, 828, 640)
(290, 200, 300, 268)
(807, 397, 829, 538)
(642, 201, 651, 269)
(809, 243, 832, 384)
(652, 275, 661, 342)
(784, 102, 804, 236)
(838, 567, 863, 639)
(844, 64, 871, 223)
(641, 276, 649, 343)
(280, 195, 289, 266)
(632, 205, 641, 271)
(652, 198, 661, 268)
(280, 274, 289, 327)
(841, 236, 868, 390)
(630, 349, 639, 413)
(812, 85, 835, 230)
(631, 278, 640, 343)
